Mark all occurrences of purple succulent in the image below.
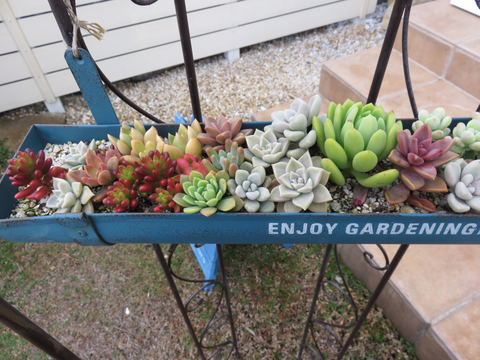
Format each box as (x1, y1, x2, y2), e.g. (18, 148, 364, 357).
(388, 124, 458, 190)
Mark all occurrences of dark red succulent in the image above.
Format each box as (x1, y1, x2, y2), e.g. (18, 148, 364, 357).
(103, 179, 139, 213)
(149, 178, 182, 213)
(6, 149, 67, 199)
(114, 160, 142, 186)
(134, 150, 176, 193)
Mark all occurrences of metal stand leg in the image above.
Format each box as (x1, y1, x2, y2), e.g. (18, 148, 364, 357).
(298, 244, 410, 359)
(0, 296, 81, 360)
(153, 243, 240, 359)
(217, 244, 240, 357)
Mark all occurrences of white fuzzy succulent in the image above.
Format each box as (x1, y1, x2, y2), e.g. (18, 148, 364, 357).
(412, 108, 451, 140)
(264, 95, 321, 159)
(61, 140, 97, 170)
(227, 163, 274, 213)
(46, 177, 95, 214)
(269, 151, 332, 213)
(444, 159, 480, 213)
(244, 129, 290, 168)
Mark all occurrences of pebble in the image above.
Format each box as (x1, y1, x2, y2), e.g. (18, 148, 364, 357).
(401, 205, 416, 214)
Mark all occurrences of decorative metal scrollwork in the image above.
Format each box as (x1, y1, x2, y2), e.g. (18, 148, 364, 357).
(163, 244, 238, 359)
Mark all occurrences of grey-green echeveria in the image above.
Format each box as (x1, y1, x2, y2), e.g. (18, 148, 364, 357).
(244, 129, 290, 168)
(61, 140, 97, 170)
(446, 115, 480, 157)
(264, 95, 321, 158)
(444, 159, 480, 213)
(46, 177, 94, 214)
(173, 170, 242, 217)
(412, 108, 451, 140)
(227, 163, 274, 213)
(269, 151, 332, 213)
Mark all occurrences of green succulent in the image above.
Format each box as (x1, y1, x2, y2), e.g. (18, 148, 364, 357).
(312, 100, 401, 187)
(412, 108, 451, 140)
(227, 163, 274, 213)
(447, 114, 480, 158)
(203, 139, 245, 178)
(46, 177, 94, 214)
(173, 170, 242, 217)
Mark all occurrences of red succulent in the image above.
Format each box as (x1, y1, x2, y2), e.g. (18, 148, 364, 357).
(103, 179, 139, 213)
(134, 150, 176, 193)
(6, 149, 67, 199)
(149, 178, 182, 213)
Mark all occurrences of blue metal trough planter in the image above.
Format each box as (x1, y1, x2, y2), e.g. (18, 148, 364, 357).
(1, 119, 479, 246)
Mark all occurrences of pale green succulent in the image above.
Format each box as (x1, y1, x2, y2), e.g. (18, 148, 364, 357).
(61, 141, 96, 170)
(46, 177, 94, 214)
(203, 139, 245, 178)
(412, 108, 451, 140)
(264, 95, 321, 159)
(173, 170, 242, 217)
(269, 151, 332, 213)
(244, 129, 290, 168)
(447, 115, 480, 157)
(226, 163, 274, 213)
(312, 100, 401, 187)
(444, 159, 480, 213)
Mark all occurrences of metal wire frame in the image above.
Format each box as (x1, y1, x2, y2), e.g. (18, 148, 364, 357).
(297, 244, 410, 359)
(152, 244, 240, 359)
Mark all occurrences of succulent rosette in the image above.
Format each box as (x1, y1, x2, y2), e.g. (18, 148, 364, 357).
(133, 150, 177, 193)
(196, 115, 253, 151)
(269, 151, 331, 213)
(7, 149, 67, 200)
(264, 95, 321, 158)
(388, 124, 459, 190)
(103, 179, 139, 213)
(108, 120, 167, 163)
(46, 177, 94, 214)
(203, 139, 245, 178)
(226, 163, 274, 213)
(447, 115, 480, 157)
(173, 170, 242, 217)
(164, 120, 203, 160)
(61, 141, 97, 170)
(244, 129, 290, 168)
(412, 108, 451, 140)
(68, 149, 119, 187)
(444, 159, 480, 213)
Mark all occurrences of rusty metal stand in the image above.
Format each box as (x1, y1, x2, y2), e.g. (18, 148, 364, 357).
(0, 296, 81, 360)
(297, 244, 410, 359)
(152, 244, 240, 359)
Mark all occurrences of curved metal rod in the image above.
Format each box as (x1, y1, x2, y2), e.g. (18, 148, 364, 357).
(363, 244, 390, 271)
(166, 244, 236, 358)
(402, 0, 418, 118)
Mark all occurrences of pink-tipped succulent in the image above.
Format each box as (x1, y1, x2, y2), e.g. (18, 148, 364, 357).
(388, 124, 459, 190)
(7, 149, 67, 199)
(175, 154, 209, 178)
(103, 179, 139, 213)
(97, 145, 123, 164)
(68, 149, 119, 187)
(114, 160, 142, 186)
(134, 150, 177, 193)
(196, 115, 253, 151)
(149, 178, 183, 213)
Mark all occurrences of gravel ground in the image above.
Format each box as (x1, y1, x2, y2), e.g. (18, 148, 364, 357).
(0, 4, 421, 360)
(0, 3, 387, 126)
